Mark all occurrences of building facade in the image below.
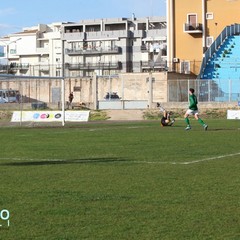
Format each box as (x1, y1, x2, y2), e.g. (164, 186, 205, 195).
(0, 23, 62, 76)
(62, 16, 167, 77)
(167, 0, 240, 76)
(0, 16, 167, 77)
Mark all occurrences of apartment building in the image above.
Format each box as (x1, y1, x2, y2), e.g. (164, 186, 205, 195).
(0, 22, 62, 76)
(0, 16, 167, 77)
(62, 16, 167, 77)
(167, 0, 240, 76)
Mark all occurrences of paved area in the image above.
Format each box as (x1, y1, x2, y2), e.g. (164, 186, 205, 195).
(105, 110, 145, 121)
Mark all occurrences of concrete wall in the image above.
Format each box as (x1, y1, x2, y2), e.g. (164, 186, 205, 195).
(0, 72, 168, 110)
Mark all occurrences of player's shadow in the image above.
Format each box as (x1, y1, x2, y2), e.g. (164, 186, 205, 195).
(1, 157, 128, 166)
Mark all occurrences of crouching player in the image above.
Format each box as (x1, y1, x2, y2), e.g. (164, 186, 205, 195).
(157, 103, 175, 127)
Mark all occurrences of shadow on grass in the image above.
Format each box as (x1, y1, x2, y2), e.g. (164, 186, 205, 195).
(0, 157, 128, 166)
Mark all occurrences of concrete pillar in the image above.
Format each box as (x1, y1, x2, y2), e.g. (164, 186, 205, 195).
(92, 73, 98, 110)
(148, 72, 153, 108)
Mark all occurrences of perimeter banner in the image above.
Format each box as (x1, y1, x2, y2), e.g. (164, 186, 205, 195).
(11, 111, 90, 122)
(227, 110, 240, 119)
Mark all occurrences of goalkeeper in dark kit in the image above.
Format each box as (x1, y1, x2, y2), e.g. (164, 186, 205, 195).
(157, 102, 175, 127)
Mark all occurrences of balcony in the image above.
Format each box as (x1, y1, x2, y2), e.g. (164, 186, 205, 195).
(0, 64, 7, 73)
(184, 23, 203, 34)
(132, 30, 146, 38)
(65, 61, 122, 70)
(141, 61, 167, 70)
(38, 64, 50, 72)
(9, 63, 30, 71)
(65, 46, 121, 55)
(86, 30, 129, 39)
(62, 31, 85, 41)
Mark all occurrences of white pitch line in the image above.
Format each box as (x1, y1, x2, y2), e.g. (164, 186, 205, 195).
(133, 152, 240, 165)
(132, 152, 240, 165)
(180, 152, 240, 165)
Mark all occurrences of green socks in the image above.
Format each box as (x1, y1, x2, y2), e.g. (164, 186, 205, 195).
(185, 117, 205, 127)
(185, 117, 190, 126)
(198, 118, 205, 126)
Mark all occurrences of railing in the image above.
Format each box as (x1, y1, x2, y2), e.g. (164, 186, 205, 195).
(184, 23, 203, 33)
(86, 30, 129, 39)
(10, 63, 30, 70)
(0, 65, 7, 72)
(141, 61, 167, 69)
(65, 46, 121, 55)
(38, 65, 50, 72)
(168, 78, 240, 102)
(66, 61, 122, 70)
(199, 23, 240, 79)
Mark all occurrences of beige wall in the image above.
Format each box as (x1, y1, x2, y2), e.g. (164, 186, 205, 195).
(174, 0, 203, 61)
(207, 0, 240, 38)
(0, 73, 168, 109)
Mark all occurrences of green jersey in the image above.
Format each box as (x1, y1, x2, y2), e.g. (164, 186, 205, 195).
(189, 94, 198, 110)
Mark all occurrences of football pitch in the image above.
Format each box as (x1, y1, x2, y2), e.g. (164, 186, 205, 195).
(0, 119, 240, 239)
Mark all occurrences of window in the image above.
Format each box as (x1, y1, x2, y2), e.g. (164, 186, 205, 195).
(206, 12, 214, 20)
(10, 49, 16, 54)
(187, 14, 197, 28)
(206, 37, 214, 47)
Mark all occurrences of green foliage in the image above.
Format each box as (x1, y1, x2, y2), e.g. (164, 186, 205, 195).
(143, 108, 227, 120)
(0, 120, 240, 239)
(0, 111, 12, 121)
(143, 110, 161, 120)
(89, 110, 110, 121)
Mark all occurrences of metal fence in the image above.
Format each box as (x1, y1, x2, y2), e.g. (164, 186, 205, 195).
(1, 74, 240, 111)
(168, 78, 240, 102)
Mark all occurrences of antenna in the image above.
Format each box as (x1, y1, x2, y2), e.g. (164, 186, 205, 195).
(132, 13, 135, 20)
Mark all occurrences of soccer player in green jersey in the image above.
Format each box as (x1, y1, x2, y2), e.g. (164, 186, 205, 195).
(184, 88, 208, 131)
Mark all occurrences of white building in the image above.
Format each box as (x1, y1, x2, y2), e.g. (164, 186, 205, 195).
(0, 22, 62, 76)
(0, 16, 167, 77)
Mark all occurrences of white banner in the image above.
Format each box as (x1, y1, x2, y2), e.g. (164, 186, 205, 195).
(227, 110, 240, 119)
(11, 111, 90, 122)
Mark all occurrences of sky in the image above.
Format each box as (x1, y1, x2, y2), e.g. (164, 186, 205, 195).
(0, 0, 166, 37)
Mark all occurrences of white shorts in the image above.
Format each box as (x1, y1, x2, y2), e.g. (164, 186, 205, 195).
(186, 109, 199, 116)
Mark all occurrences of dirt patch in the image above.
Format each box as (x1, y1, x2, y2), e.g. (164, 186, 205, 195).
(105, 110, 145, 120)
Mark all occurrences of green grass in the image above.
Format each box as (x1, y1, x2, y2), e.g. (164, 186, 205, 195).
(0, 120, 240, 239)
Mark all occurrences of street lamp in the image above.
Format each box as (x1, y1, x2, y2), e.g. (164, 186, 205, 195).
(0, 38, 21, 74)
